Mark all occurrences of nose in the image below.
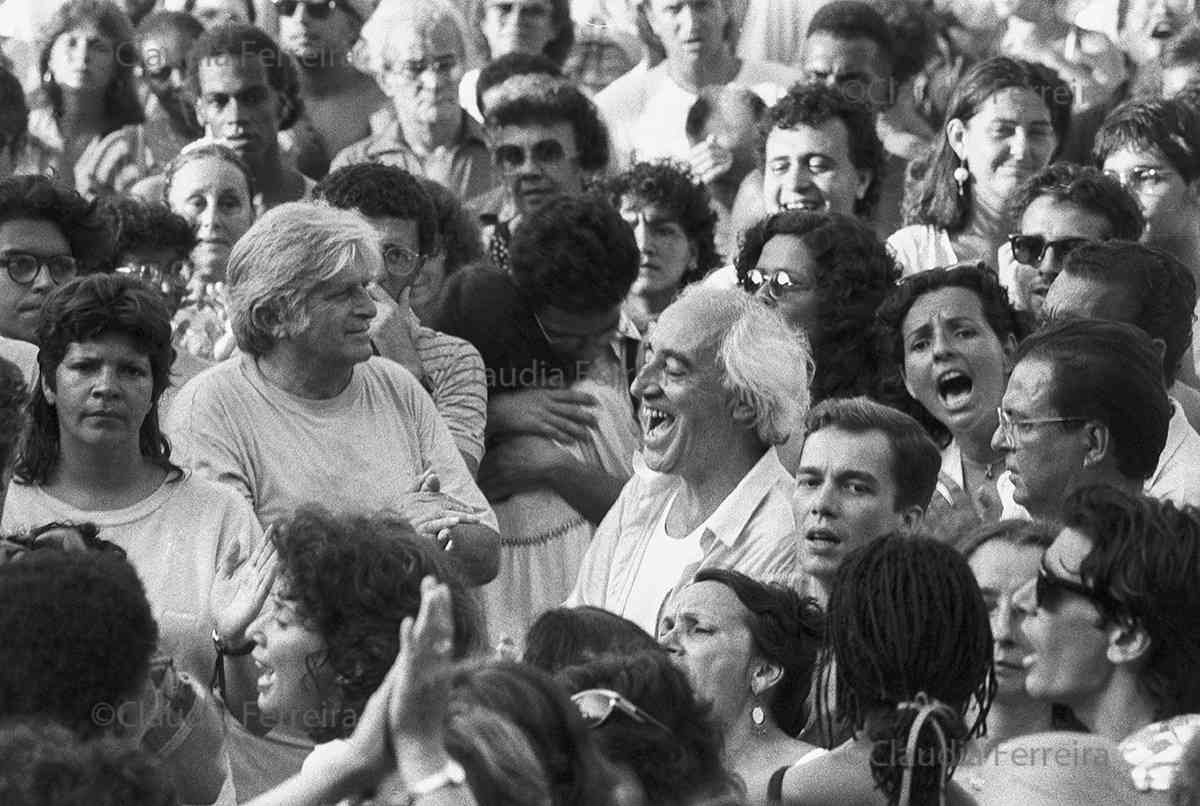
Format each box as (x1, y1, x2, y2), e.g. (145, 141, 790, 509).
(990, 420, 1010, 453)
(631, 360, 658, 400)
(247, 606, 270, 644)
(168, 67, 185, 88)
(992, 596, 1017, 643)
(29, 264, 56, 293)
(931, 322, 953, 359)
(195, 199, 221, 235)
(659, 625, 682, 655)
(785, 163, 816, 194)
(809, 480, 839, 517)
(91, 364, 120, 396)
(677, 4, 698, 36)
(356, 286, 378, 319)
(633, 219, 650, 252)
(1009, 128, 1029, 161)
(1013, 577, 1037, 615)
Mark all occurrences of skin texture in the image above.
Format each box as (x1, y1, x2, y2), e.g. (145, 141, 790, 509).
(1013, 195, 1111, 308)
(481, 0, 557, 57)
(761, 120, 869, 215)
(379, 21, 465, 130)
(139, 29, 193, 110)
(0, 218, 74, 343)
(166, 156, 256, 281)
(1102, 144, 1197, 243)
(286, 261, 378, 372)
(801, 32, 891, 109)
(248, 586, 335, 729)
(752, 234, 818, 334)
(492, 121, 583, 217)
(49, 24, 116, 92)
(646, 0, 729, 71)
(620, 199, 696, 301)
(969, 540, 1043, 699)
(195, 54, 283, 163)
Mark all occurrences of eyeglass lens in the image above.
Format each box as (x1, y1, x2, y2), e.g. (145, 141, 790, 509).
(495, 140, 567, 169)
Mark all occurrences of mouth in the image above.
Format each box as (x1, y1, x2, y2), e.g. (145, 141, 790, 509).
(935, 369, 975, 411)
(805, 527, 841, 545)
(995, 658, 1025, 674)
(641, 404, 676, 446)
(778, 197, 827, 213)
(254, 658, 276, 691)
(1152, 20, 1176, 37)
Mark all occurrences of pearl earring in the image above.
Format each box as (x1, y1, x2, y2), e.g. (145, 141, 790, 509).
(953, 162, 970, 197)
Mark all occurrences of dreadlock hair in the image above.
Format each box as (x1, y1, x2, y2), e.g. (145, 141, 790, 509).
(818, 533, 996, 806)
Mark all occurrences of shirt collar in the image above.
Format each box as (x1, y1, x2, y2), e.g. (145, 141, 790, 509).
(375, 108, 486, 155)
(696, 448, 791, 548)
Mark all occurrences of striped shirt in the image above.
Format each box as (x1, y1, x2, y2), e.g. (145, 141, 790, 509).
(415, 318, 488, 467)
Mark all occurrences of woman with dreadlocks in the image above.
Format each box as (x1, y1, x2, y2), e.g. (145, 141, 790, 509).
(774, 534, 996, 806)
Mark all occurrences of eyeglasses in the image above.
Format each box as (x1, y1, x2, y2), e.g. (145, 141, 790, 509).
(116, 260, 187, 283)
(0, 252, 78, 286)
(273, 0, 339, 19)
(533, 311, 618, 350)
(382, 244, 424, 278)
(571, 689, 672, 733)
(1103, 166, 1174, 192)
(1036, 562, 1122, 620)
(745, 268, 812, 299)
(494, 139, 571, 170)
(1008, 234, 1092, 266)
(387, 55, 460, 80)
(994, 407, 1086, 443)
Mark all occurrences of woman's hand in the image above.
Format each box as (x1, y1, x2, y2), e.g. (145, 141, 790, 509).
(488, 388, 598, 442)
(476, 435, 571, 501)
(211, 527, 279, 646)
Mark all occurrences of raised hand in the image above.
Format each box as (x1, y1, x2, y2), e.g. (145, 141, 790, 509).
(211, 526, 279, 646)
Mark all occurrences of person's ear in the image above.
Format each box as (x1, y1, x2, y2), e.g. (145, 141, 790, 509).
(1001, 333, 1019, 374)
(1081, 420, 1111, 468)
(946, 117, 968, 161)
(1150, 337, 1168, 368)
(1106, 618, 1152, 667)
(749, 657, 784, 697)
(854, 167, 873, 201)
(897, 505, 925, 536)
(731, 398, 756, 428)
(40, 373, 55, 407)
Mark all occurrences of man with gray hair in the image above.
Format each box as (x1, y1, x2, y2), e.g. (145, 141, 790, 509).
(568, 285, 811, 633)
(166, 201, 499, 586)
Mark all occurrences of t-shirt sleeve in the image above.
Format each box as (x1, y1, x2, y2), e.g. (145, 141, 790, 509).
(165, 372, 258, 514)
(421, 333, 488, 467)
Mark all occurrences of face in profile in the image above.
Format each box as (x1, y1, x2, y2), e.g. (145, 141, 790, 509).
(249, 583, 336, 729)
(968, 539, 1043, 700)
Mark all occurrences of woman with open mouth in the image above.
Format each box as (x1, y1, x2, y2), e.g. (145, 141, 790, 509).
(877, 262, 1029, 539)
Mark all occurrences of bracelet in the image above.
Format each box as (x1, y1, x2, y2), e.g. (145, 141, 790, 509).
(211, 628, 255, 657)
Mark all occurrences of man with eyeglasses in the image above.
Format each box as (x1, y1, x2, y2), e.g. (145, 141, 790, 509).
(330, 0, 494, 203)
(992, 318, 1172, 521)
(1001, 162, 1143, 315)
(314, 163, 488, 475)
(0, 176, 113, 381)
(1014, 484, 1200, 742)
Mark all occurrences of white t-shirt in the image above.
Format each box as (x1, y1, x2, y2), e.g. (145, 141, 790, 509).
(886, 224, 960, 277)
(623, 490, 704, 634)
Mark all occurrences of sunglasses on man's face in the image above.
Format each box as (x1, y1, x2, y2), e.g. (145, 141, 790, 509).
(571, 688, 672, 733)
(1035, 562, 1121, 620)
(1008, 234, 1092, 266)
(493, 139, 570, 170)
(273, 0, 339, 19)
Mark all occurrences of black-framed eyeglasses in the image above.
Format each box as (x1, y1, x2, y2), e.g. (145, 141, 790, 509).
(0, 252, 78, 286)
(273, 0, 339, 19)
(1035, 561, 1122, 620)
(494, 140, 571, 170)
(571, 688, 672, 733)
(382, 244, 424, 278)
(1008, 234, 1092, 266)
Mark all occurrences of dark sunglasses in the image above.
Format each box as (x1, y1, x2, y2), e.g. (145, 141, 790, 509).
(571, 688, 672, 733)
(494, 139, 569, 170)
(0, 252, 78, 286)
(1035, 562, 1121, 618)
(273, 0, 339, 19)
(1008, 234, 1092, 266)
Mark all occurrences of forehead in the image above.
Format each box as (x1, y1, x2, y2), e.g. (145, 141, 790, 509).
(1044, 273, 1134, 321)
(64, 332, 151, 359)
(1044, 526, 1094, 581)
(167, 157, 251, 197)
(765, 119, 853, 160)
(903, 285, 990, 330)
(619, 198, 680, 224)
(968, 540, 1043, 587)
(1019, 196, 1111, 240)
(803, 32, 883, 68)
(800, 426, 896, 481)
(140, 30, 191, 59)
(968, 87, 1052, 125)
(317, 260, 370, 290)
(756, 234, 816, 272)
(1102, 143, 1171, 170)
(365, 215, 419, 247)
(674, 579, 749, 620)
(649, 0, 724, 11)
(652, 298, 722, 361)
(55, 23, 109, 42)
(1003, 357, 1057, 412)
(0, 218, 71, 255)
(384, 18, 464, 58)
(197, 53, 270, 91)
(493, 120, 576, 146)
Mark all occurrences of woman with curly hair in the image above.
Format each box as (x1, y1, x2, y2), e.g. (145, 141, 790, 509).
(605, 160, 721, 337)
(660, 568, 826, 804)
(21, 0, 146, 199)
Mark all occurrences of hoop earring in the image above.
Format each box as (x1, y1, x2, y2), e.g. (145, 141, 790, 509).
(953, 162, 970, 197)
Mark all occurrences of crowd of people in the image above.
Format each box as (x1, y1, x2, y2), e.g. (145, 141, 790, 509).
(2, 0, 1200, 803)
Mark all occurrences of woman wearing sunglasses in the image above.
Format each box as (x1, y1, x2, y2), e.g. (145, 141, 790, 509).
(558, 649, 743, 806)
(876, 263, 1028, 539)
(659, 568, 825, 804)
(734, 210, 898, 468)
(888, 57, 1070, 277)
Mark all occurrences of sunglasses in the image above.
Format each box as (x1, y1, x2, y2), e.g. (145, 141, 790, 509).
(745, 268, 813, 298)
(273, 0, 339, 19)
(1035, 562, 1121, 618)
(1008, 234, 1092, 266)
(571, 688, 672, 733)
(0, 252, 78, 286)
(494, 139, 571, 170)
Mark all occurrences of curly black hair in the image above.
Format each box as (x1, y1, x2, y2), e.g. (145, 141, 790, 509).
(485, 83, 609, 173)
(417, 177, 484, 275)
(1009, 162, 1145, 241)
(735, 210, 898, 403)
(14, 274, 178, 486)
(757, 82, 884, 217)
(0, 65, 28, 162)
(1064, 485, 1200, 720)
(0, 175, 116, 273)
(509, 193, 638, 314)
(270, 507, 482, 743)
(0, 356, 26, 475)
(476, 51, 563, 115)
(555, 650, 740, 806)
(313, 163, 438, 257)
(185, 23, 303, 131)
(603, 160, 720, 285)
(0, 552, 158, 739)
(108, 197, 196, 258)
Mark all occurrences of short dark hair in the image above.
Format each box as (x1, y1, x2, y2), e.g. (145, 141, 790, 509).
(485, 83, 609, 173)
(508, 193, 638, 314)
(523, 606, 662, 674)
(15, 275, 177, 486)
(136, 9, 203, 47)
(603, 160, 720, 284)
(1009, 162, 1145, 241)
(692, 568, 824, 736)
(736, 211, 899, 403)
(1015, 318, 1171, 481)
(1063, 485, 1200, 720)
(314, 164, 438, 257)
(803, 396, 942, 511)
(555, 650, 738, 806)
(0, 357, 26, 475)
(185, 24, 302, 130)
(0, 552, 158, 739)
(0, 175, 115, 272)
(806, 1, 895, 67)
(1093, 97, 1200, 183)
(109, 197, 196, 258)
(904, 57, 1071, 233)
(271, 507, 481, 743)
(1058, 241, 1197, 385)
(475, 51, 563, 115)
(0, 66, 28, 161)
(759, 82, 884, 217)
(957, 517, 1056, 559)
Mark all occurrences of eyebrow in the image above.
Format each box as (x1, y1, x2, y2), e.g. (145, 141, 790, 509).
(903, 315, 980, 338)
(657, 348, 693, 368)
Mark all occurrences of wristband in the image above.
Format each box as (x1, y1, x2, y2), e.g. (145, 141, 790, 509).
(212, 628, 255, 657)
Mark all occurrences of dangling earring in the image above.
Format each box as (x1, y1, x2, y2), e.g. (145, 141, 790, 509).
(953, 161, 970, 197)
(751, 701, 767, 735)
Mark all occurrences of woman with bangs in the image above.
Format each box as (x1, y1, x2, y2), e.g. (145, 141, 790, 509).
(875, 263, 1028, 541)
